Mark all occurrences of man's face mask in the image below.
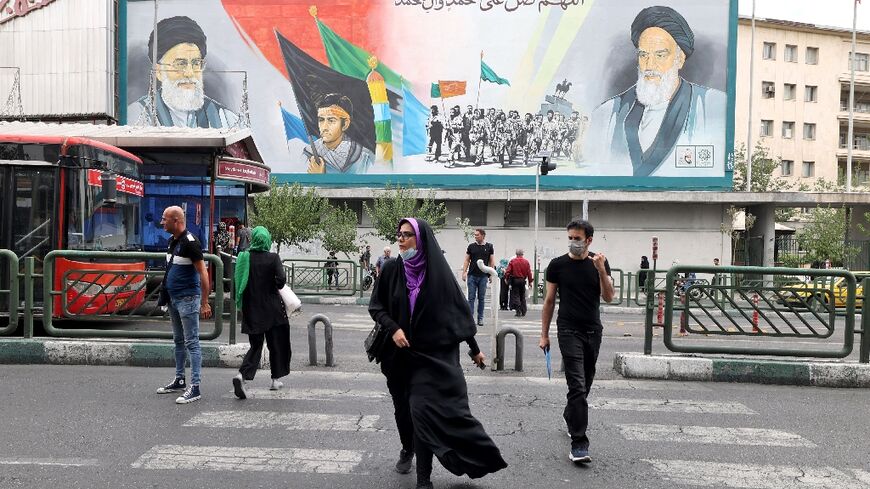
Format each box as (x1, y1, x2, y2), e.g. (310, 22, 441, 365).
(569, 239, 587, 256)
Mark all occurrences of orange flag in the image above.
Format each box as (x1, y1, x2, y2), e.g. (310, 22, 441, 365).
(438, 80, 467, 98)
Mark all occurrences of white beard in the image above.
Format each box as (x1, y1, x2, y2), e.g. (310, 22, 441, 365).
(160, 78, 205, 112)
(635, 64, 680, 107)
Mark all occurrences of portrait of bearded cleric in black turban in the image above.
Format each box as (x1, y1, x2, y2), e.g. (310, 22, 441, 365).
(128, 16, 239, 129)
(584, 5, 726, 178)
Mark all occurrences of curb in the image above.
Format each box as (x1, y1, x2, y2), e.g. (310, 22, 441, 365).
(0, 339, 261, 369)
(613, 352, 870, 388)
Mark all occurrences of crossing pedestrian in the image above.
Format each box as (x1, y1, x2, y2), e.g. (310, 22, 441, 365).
(539, 219, 613, 464)
(505, 249, 533, 317)
(462, 228, 495, 327)
(156, 205, 212, 404)
(369, 218, 507, 489)
(496, 257, 511, 310)
(231, 226, 291, 399)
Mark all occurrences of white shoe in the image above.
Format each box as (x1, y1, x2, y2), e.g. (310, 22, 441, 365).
(270, 379, 284, 391)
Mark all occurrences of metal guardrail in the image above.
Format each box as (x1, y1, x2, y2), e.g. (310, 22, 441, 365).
(644, 265, 866, 361)
(0, 249, 19, 335)
(282, 258, 358, 297)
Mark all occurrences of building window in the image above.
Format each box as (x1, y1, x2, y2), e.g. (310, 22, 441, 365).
(851, 52, 870, 71)
(461, 202, 487, 226)
(545, 202, 572, 228)
(803, 123, 816, 140)
(762, 81, 775, 99)
(805, 85, 818, 102)
(783, 83, 796, 101)
(762, 42, 776, 60)
(806, 47, 819, 64)
(782, 121, 795, 139)
(784, 44, 797, 62)
(802, 161, 815, 178)
(781, 160, 794, 176)
(760, 120, 773, 137)
(503, 202, 530, 227)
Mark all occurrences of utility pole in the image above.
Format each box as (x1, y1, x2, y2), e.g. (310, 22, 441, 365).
(745, 0, 756, 191)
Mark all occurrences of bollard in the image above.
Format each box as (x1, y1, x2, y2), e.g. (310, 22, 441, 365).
(752, 293, 760, 333)
(679, 293, 688, 336)
(23, 257, 34, 339)
(307, 314, 335, 367)
(494, 327, 523, 372)
(656, 292, 664, 325)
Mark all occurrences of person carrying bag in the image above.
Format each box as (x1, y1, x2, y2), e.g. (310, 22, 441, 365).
(231, 226, 292, 399)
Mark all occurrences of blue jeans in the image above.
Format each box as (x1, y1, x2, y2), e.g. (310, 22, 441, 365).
(168, 294, 202, 386)
(467, 275, 488, 323)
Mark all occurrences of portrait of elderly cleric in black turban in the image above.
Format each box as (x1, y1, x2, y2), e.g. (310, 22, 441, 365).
(585, 6, 726, 178)
(128, 16, 239, 129)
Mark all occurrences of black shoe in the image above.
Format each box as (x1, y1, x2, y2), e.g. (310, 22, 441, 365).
(395, 449, 414, 474)
(156, 377, 186, 394)
(416, 482, 434, 489)
(232, 374, 247, 400)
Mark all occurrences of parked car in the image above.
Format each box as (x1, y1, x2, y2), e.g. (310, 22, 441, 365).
(780, 272, 870, 309)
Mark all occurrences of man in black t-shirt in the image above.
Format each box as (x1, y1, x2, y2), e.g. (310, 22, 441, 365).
(462, 228, 495, 326)
(540, 219, 613, 465)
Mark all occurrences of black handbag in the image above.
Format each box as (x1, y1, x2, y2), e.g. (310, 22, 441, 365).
(364, 321, 390, 363)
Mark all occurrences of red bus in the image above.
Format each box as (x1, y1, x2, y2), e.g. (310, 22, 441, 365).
(0, 135, 145, 316)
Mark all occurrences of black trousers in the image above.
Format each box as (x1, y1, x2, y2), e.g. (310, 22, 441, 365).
(509, 278, 527, 315)
(429, 124, 443, 159)
(382, 346, 414, 453)
(557, 327, 602, 450)
(499, 277, 510, 309)
(239, 324, 291, 380)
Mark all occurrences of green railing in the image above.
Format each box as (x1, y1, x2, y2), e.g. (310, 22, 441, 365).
(283, 258, 358, 297)
(0, 249, 19, 335)
(644, 265, 866, 362)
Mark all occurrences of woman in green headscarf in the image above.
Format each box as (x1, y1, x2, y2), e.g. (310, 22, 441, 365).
(232, 226, 291, 399)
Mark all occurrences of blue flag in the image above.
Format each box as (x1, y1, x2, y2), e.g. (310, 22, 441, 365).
(402, 85, 428, 156)
(280, 106, 308, 142)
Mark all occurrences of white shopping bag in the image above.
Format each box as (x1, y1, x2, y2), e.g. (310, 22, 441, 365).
(278, 285, 302, 317)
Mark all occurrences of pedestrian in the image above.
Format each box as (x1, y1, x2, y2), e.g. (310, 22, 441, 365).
(462, 228, 495, 327)
(231, 226, 291, 399)
(711, 257, 721, 302)
(369, 218, 507, 489)
(376, 246, 393, 277)
(539, 219, 613, 464)
(505, 248, 533, 317)
(360, 244, 372, 271)
(213, 221, 231, 252)
(156, 205, 213, 404)
(638, 255, 650, 292)
(496, 257, 510, 310)
(235, 221, 252, 254)
(325, 251, 339, 289)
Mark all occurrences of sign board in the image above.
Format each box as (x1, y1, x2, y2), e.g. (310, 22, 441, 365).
(216, 158, 271, 186)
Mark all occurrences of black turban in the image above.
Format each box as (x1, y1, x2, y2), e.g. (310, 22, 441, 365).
(630, 6, 694, 59)
(147, 16, 207, 62)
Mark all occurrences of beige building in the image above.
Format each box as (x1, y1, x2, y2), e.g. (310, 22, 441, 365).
(736, 16, 870, 188)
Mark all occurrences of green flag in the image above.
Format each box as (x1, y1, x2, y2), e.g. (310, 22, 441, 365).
(316, 18, 403, 89)
(481, 60, 510, 86)
(430, 82, 441, 98)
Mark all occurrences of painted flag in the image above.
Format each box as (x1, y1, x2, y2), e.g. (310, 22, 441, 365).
(434, 80, 467, 99)
(366, 57, 393, 165)
(430, 82, 442, 99)
(280, 105, 308, 142)
(402, 84, 428, 156)
(275, 29, 376, 153)
(481, 60, 510, 86)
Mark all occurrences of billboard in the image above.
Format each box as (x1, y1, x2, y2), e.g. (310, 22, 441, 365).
(124, 0, 736, 189)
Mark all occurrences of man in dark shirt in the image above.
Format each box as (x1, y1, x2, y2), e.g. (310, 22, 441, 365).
(462, 228, 495, 327)
(156, 205, 212, 405)
(235, 222, 252, 254)
(540, 219, 613, 465)
(505, 248, 533, 317)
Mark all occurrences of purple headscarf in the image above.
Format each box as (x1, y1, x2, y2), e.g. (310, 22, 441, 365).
(399, 218, 426, 315)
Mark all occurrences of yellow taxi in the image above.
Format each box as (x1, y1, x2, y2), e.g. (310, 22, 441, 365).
(780, 272, 870, 309)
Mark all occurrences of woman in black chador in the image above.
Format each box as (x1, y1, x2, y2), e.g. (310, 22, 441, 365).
(369, 218, 507, 489)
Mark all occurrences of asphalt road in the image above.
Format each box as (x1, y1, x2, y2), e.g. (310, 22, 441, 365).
(3, 304, 870, 488)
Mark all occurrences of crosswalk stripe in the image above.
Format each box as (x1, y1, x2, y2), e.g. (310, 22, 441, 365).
(222, 388, 388, 401)
(0, 457, 100, 467)
(591, 398, 756, 414)
(644, 459, 869, 489)
(132, 445, 365, 474)
(184, 411, 381, 432)
(616, 424, 814, 447)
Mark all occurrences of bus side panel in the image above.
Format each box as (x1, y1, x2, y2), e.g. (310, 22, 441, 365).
(54, 258, 146, 317)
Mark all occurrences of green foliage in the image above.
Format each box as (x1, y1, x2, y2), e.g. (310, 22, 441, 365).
(251, 180, 327, 252)
(363, 183, 449, 243)
(455, 217, 474, 242)
(731, 142, 793, 193)
(779, 253, 804, 269)
(796, 207, 856, 267)
(320, 204, 360, 257)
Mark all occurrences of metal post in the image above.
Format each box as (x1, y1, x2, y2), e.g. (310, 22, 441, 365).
(495, 327, 524, 371)
(23, 257, 34, 338)
(307, 313, 335, 367)
(860, 278, 869, 363)
(644, 287, 654, 355)
(534, 160, 540, 300)
(745, 0, 756, 191)
(477, 259, 498, 369)
(847, 0, 858, 193)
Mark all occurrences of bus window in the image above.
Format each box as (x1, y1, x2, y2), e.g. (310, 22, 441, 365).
(13, 168, 55, 260)
(66, 169, 141, 251)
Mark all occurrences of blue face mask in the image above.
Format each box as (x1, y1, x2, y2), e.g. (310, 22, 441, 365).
(399, 248, 417, 260)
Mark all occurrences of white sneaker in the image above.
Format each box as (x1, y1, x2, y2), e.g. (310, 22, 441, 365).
(270, 379, 284, 391)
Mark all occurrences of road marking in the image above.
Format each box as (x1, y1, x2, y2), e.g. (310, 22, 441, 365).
(132, 445, 364, 474)
(223, 388, 388, 401)
(617, 424, 814, 447)
(590, 398, 756, 414)
(645, 459, 870, 489)
(184, 411, 381, 432)
(0, 457, 99, 467)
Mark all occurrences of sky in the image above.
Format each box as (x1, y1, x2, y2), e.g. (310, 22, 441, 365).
(738, 0, 870, 31)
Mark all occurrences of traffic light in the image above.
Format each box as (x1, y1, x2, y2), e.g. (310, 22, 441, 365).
(540, 156, 556, 175)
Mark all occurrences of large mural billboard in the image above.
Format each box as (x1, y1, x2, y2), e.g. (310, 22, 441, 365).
(124, 0, 736, 189)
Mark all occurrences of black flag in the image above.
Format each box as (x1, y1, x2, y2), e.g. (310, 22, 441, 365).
(275, 29, 376, 153)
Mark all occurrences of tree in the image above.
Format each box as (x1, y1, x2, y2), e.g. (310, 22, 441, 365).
(732, 142, 793, 193)
(320, 203, 361, 258)
(796, 207, 855, 267)
(363, 183, 449, 243)
(251, 180, 327, 252)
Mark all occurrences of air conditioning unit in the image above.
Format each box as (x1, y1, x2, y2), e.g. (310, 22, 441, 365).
(765, 86, 775, 94)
